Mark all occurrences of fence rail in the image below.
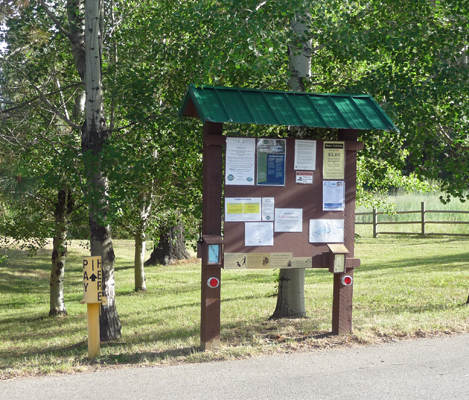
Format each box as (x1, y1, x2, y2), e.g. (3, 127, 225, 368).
(355, 201, 469, 237)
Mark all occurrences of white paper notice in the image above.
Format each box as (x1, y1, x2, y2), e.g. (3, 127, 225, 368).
(296, 171, 313, 184)
(225, 137, 255, 185)
(323, 181, 345, 211)
(245, 222, 274, 246)
(225, 198, 261, 222)
(294, 140, 317, 170)
(262, 197, 275, 221)
(275, 209, 303, 232)
(309, 219, 344, 243)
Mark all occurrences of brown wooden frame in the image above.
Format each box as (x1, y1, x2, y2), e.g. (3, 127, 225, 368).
(200, 124, 362, 349)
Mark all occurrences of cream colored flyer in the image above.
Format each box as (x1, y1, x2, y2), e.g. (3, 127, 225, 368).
(323, 141, 345, 180)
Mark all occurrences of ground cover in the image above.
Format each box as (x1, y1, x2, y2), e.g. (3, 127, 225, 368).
(0, 233, 468, 379)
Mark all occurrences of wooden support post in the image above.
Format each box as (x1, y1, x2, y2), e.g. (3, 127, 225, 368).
(332, 129, 359, 335)
(373, 207, 378, 238)
(421, 201, 426, 236)
(332, 269, 354, 334)
(87, 303, 100, 358)
(200, 122, 223, 351)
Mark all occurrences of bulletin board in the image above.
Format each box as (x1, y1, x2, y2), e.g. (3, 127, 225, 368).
(223, 137, 347, 269)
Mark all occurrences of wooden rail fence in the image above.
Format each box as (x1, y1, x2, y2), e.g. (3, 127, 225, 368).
(355, 201, 469, 238)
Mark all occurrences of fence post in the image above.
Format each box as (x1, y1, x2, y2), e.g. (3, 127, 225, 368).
(373, 207, 378, 238)
(421, 201, 426, 236)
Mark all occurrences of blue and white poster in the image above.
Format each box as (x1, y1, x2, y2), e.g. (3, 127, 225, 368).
(257, 139, 286, 186)
(309, 219, 344, 243)
(323, 181, 345, 211)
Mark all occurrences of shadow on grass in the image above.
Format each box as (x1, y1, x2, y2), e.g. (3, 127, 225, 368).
(0, 313, 87, 346)
(358, 251, 469, 272)
(115, 265, 135, 272)
(373, 301, 468, 315)
(0, 311, 342, 374)
(0, 272, 49, 295)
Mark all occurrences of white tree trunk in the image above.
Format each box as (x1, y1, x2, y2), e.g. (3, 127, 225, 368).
(134, 231, 147, 291)
(40, 0, 121, 337)
(271, 12, 311, 319)
(49, 190, 72, 317)
(288, 13, 312, 92)
(82, 0, 121, 340)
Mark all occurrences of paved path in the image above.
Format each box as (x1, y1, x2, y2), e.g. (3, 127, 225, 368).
(1, 334, 468, 400)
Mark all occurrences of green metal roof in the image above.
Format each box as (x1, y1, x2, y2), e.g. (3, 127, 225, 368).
(179, 85, 399, 131)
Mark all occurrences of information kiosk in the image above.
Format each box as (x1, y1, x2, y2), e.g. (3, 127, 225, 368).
(179, 85, 399, 350)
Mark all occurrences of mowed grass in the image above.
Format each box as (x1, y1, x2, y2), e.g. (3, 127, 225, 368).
(0, 234, 468, 379)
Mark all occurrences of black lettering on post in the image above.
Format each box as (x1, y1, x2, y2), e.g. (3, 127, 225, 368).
(83, 271, 88, 280)
(83, 259, 88, 270)
(97, 292, 102, 302)
(84, 282, 89, 292)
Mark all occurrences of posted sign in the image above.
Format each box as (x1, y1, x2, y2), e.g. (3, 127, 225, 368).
(83, 256, 106, 304)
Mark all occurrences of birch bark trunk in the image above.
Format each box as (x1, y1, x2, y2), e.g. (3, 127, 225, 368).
(271, 13, 312, 319)
(49, 189, 73, 317)
(134, 231, 147, 291)
(40, 0, 121, 337)
(81, 0, 121, 340)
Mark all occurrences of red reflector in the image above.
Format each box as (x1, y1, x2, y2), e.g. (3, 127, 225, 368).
(341, 275, 353, 286)
(207, 277, 220, 288)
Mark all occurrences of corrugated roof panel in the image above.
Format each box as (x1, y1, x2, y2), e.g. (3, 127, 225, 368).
(179, 85, 399, 132)
(262, 91, 302, 126)
(311, 96, 349, 128)
(191, 88, 227, 122)
(291, 94, 327, 127)
(352, 97, 395, 130)
(242, 91, 280, 124)
(214, 88, 252, 123)
(333, 97, 373, 130)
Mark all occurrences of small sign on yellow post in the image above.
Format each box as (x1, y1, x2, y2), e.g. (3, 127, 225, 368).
(83, 256, 107, 358)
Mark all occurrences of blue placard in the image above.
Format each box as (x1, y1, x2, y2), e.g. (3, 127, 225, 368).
(208, 244, 220, 264)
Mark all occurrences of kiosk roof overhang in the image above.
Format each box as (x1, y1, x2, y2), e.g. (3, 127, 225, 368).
(179, 84, 399, 132)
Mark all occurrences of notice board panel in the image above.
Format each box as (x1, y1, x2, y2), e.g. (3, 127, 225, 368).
(223, 138, 346, 267)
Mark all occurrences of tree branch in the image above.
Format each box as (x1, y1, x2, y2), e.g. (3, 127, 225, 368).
(438, 124, 469, 151)
(0, 83, 83, 115)
(29, 80, 82, 131)
(39, 0, 74, 41)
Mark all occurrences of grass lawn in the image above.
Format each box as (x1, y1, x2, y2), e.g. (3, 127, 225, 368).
(0, 235, 468, 379)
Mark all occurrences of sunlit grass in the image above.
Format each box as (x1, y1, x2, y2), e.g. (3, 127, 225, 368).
(0, 234, 468, 379)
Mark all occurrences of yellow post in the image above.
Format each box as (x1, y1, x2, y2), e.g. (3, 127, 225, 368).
(83, 256, 103, 358)
(87, 303, 100, 358)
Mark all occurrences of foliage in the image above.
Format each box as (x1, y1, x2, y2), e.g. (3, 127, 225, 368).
(2, 0, 468, 241)
(0, 0, 87, 247)
(311, 0, 469, 203)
